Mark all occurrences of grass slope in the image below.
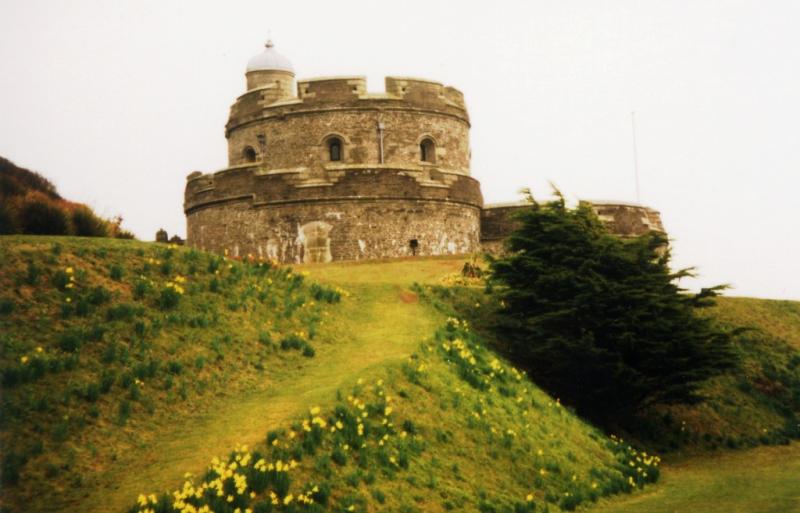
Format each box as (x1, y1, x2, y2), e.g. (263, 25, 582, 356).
(644, 296, 800, 451)
(421, 281, 800, 453)
(1, 240, 658, 513)
(0, 236, 343, 512)
(587, 442, 800, 513)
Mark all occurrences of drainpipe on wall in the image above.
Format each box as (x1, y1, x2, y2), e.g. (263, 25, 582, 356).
(377, 121, 385, 164)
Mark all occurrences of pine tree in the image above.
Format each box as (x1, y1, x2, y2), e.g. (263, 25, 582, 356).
(488, 190, 737, 426)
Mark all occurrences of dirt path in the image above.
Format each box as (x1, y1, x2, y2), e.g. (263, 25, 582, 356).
(74, 274, 446, 513)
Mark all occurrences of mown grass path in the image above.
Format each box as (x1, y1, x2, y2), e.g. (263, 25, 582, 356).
(75, 258, 462, 513)
(587, 443, 800, 513)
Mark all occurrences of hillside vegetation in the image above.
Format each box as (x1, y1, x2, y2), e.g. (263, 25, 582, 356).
(419, 280, 800, 453)
(0, 157, 132, 237)
(0, 236, 342, 512)
(2, 238, 798, 513)
(1, 239, 661, 513)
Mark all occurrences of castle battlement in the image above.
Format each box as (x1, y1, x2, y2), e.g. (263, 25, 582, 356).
(185, 41, 664, 264)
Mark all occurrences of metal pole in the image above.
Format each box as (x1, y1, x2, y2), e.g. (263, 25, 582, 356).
(631, 111, 641, 204)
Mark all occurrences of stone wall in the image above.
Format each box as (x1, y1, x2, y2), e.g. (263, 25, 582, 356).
(225, 76, 470, 174)
(586, 201, 665, 237)
(187, 198, 480, 263)
(185, 165, 483, 263)
(480, 200, 666, 252)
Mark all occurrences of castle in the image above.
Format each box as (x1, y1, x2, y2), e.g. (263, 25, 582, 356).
(184, 42, 664, 262)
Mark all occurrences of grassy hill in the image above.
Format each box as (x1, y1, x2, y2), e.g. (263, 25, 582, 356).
(417, 277, 800, 454)
(0, 157, 131, 238)
(1, 237, 661, 513)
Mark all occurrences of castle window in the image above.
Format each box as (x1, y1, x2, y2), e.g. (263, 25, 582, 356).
(328, 138, 342, 162)
(243, 146, 257, 163)
(420, 138, 436, 163)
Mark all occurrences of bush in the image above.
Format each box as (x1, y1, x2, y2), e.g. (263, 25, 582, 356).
(1, 450, 27, 486)
(16, 191, 69, 235)
(157, 285, 182, 310)
(109, 264, 124, 281)
(0, 298, 14, 315)
(71, 205, 109, 237)
(280, 334, 304, 351)
(58, 331, 83, 352)
(302, 343, 316, 358)
(0, 202, 17, 234)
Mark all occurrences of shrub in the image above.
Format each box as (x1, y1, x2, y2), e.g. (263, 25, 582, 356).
(16, 191, 69, 235)
(302, 344, 316, 358)
(0, 298, 14, 315)
(157, 285, 182, 310)
(87, 285, 111, 306)
(167, 361, 183, 375)
(71, 205, 109, 237)
(0, 202, 17, 234)
(58, 331, 83, 352)
(83, 383, 100, 403)
(25, 261, 41, 285)
(109, 263, 124, 281)
(331, 446, 347, 466)
(280, 334, 304, 351)
(133, 278, 152, 300)
(52, 269, 70, 291)
(106, 303, 142, 321)
(100, 370, 116, 393)
(1, 450, 27, 486)
(258, 331, 272, 346)
(118, 400, 132, 425)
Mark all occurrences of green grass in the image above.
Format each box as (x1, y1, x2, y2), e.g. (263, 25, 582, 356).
(586, 442, 800, 513)
(0, 236, 340, 512)
(3, 237, 798, 513)
(420, 281, 800, 453)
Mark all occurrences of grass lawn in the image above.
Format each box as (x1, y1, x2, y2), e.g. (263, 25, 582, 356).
(587, 443, 800, 513)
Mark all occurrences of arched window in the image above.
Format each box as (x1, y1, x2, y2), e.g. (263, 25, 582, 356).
(420, 138, 436, 163)
(328, 138, 342, 162)
(243, 146, 257, 163)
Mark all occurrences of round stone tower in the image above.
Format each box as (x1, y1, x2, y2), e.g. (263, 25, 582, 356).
(185, 41, 483, 263)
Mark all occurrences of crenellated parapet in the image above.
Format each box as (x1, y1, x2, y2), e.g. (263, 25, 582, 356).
(480, 200, 667, 254)
(185, 164, 482, 215)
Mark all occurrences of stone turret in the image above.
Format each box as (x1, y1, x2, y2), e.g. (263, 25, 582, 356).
(185, 42, 481, 263)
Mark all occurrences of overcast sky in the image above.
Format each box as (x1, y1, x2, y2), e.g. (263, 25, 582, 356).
(1, 0, 798, 300)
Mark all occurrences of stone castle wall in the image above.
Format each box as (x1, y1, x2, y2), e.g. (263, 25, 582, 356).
(185, 73, 481, 264)
(479, 201, 666, 252)
(225, 76, 470, 173)
(186, 164, 483, 263)
(187, 198, 480, 263)
(185, 53, 667, 263)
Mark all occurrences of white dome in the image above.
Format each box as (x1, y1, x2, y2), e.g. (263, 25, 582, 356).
(246, 40, 294, 73)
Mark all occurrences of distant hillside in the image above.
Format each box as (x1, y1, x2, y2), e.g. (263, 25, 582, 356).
(0, 157, 132, 238)
(0, 239, 659, 513)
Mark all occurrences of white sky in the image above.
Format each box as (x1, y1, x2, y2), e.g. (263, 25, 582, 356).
(1, 0, 798, 300)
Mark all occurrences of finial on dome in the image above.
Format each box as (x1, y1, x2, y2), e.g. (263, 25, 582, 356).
(246, 38, 294, 73)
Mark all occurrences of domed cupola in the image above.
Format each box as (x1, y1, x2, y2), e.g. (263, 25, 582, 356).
(246, 40, 294, 73)
(244, 40, 296, 99)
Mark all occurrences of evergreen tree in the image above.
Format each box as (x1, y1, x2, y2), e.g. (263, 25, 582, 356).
(488, 190, 737, 426)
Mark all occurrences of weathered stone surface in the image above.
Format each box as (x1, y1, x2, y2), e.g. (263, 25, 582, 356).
(185, 57, 482, 264)
(480, 200, 666, 253)
(185, 47, 666, 263)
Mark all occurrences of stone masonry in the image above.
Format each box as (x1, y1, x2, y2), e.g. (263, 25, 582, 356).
(184, 42, 665, 263)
